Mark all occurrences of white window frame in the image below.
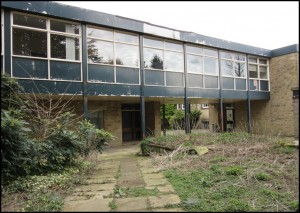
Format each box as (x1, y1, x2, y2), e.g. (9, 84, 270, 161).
(220, 50, 247, 91)
(1, 10, 4, 73)
(248, 55, 270, 91)
(201, 104, 209, 109)
(11, 11, 82, 82)
(86, 25, 140, 86)
(144, 36, 184, 88)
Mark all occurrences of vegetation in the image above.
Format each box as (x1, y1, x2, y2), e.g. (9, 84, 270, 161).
(143, 131, 299, 212)
(1, 74, 115, 211)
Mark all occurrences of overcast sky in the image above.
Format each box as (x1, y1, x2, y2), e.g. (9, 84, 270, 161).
(57, 1, 299, 50)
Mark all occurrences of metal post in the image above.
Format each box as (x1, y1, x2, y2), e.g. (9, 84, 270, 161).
(218, 50, 224, 132)
(82, 24, 88, 118)
(139, 35, 146, 140)
(163, 103, 166, 136)
(246, 54, 252, 133)
(183, 43, 191, 134)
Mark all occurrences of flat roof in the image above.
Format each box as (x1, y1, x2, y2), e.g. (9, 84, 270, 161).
(2, 1, 298, 57)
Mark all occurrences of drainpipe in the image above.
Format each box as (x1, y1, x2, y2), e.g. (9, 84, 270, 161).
(139, 35, 146, 140)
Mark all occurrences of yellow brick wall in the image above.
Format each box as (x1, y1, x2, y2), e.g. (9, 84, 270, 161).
(154, 101, 161, 137)
(209, 103, 219, 131)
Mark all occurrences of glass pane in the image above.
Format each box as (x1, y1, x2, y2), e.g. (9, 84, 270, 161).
(250, 79, 259, 90)
(187, 54, 202, 73)
(260, 80, 269, 91)
(205, 76, 218, 88)
(145, 69, 164, 86)
(259, 59, 267, 64)
(249, 57, 257, 63)
(13, 13, 46, 29)
(236, 78, 246, 90)
(204, 57, 218, 75)
(144, 38, 163, 48)
(50, 61, 81, 80)
(51, 35, 80, 60)
(13, 28, 47, 57)
(115, 43, 139, 67)
(221, 60, 233, 76)
(88, 64, 114, 83)
(87, 39, 113, 64)
(204, 48, 218, 57)
(220, 51, 232, 59)
(144, 48, 163, 70)
(165, 42, 183, 52)
(234, 54, 246, 61)
(115, 32, 138, 44)
(12, 57, 48, 79)
(234, 62, 246, 77)
(164, 51, 184, 72)
(222, 77, 234, 89)
(87, 27, 113, 40)
(166, 72, 183, 86)
(249, 64, 258, 78)
(188, 74, 203, 88)
(186, 46, 202, 55)
(51, 20, 80, 34)
(116, 67, 139, 84)
(259, 66, 268, 79)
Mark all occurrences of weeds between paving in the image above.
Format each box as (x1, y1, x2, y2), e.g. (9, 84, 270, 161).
(145, 131, 299, 212)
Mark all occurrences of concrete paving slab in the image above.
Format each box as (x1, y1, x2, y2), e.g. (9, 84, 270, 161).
(115, 197, 149, 211)
(148, 194, 181, 208)
(143, 173, 165, 179)
(152, 208, 185, 212)
(156, 184, 175, 193)
(74, 183, 115, 192)
(63, 197, 112, 212)
(144, 178, 169, 186)
(73, 190, 113, 198)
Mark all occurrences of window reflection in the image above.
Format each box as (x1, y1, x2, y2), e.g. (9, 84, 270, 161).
(186, 46, 202, 55)
(249, 64, 258, 78)
(259, 66, 267, 79)
(13, 13, 46, 29)
(51, 35, 79, 60)
(164, 51, 183, 72)
(87, 39, 113, 64)
(144, 38, 163, 48)
(13, 28, 47, 57)
(115, 43, 139, 67)
(187, 55, 202, 73)
(234, 62, 245, 77)
(87, 27, 113, 40)
(221, 60, 233, 76)
(115, 32, 138, 44)
(165, 42, 183, 52)
(51, 20, 79, 34)
(204, 57, 218, 75)
(144, 48, 163, 69)
(204, 48, 218, 57)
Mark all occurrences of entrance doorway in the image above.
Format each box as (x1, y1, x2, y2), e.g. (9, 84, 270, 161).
(122, 104, 141, 142)
(223, 104, 235, 132)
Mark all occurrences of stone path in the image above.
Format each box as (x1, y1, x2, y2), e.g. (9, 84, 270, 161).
(63, 144, 184, 212)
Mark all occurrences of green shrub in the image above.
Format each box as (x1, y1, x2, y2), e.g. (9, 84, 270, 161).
(254, 172, 270, 181)
(225, 166, 244, 176)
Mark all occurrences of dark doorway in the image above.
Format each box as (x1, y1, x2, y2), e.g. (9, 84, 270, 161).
(122, 104, 141, 142)
(223, 104, 235, 132)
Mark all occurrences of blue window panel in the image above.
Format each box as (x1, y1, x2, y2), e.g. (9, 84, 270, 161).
(88, 64, 114, 83)
(12, 57, 48, 79)
(205, 76, 218, 88)
(145, 69, 164, 86)
(260, 80, 269, 91)
(188, 74, 203, 88)
(166, 72, 183, 87)
(50, 61, 81, 81)
(116, 67, 139, 84)
(222, 77, 234, 89)
(250, 79, 259, 91)
(236, 78, 246, 90)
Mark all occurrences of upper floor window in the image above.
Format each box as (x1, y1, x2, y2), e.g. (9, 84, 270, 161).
(202, 104, 209, 109)
(248, 56, 269, 91)
(87, 26, 139, 68)
(12, 12, 81, 61)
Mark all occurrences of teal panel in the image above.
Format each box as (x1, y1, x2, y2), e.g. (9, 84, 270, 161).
(260, 80, 269, 91)
(222, 77, 234, 90)
(205, 76, 218, 88)
(88, 64, 114, 83)
(188, 74, 203, 88)
(145, 69, 164, 86)
(50, 61, 81, 81)
(12, 57, 48, 79)
(116, 67, 139, 84)
(166, 72, 184, 87)
(236, 78, 246, 90)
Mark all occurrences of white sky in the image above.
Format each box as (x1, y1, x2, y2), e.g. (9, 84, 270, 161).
(57, 1, 299, 50)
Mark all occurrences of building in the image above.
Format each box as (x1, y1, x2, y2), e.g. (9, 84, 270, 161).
(1, 1, 299, 146)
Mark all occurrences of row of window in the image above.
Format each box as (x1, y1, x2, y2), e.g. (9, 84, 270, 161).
(2, 11, 270, 91)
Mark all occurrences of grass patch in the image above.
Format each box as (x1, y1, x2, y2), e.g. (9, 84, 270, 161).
(149, 132, 299, 212)
(109, 200, 117, 210)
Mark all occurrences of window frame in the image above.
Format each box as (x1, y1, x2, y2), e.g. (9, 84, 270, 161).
(220, 50, 247, 91)
(248, 55, 270, 91)
(11, 11, 82, 82)
(86, 25, 140, 85)
(2, 10, 5, 73)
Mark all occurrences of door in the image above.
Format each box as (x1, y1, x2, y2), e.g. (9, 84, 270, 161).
(122, 110, 141, 142)
(223, 104, 235, 132)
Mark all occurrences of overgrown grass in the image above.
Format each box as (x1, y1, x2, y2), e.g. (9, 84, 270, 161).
(144, 131, 299, 212)
(1, 159, 93, 212)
